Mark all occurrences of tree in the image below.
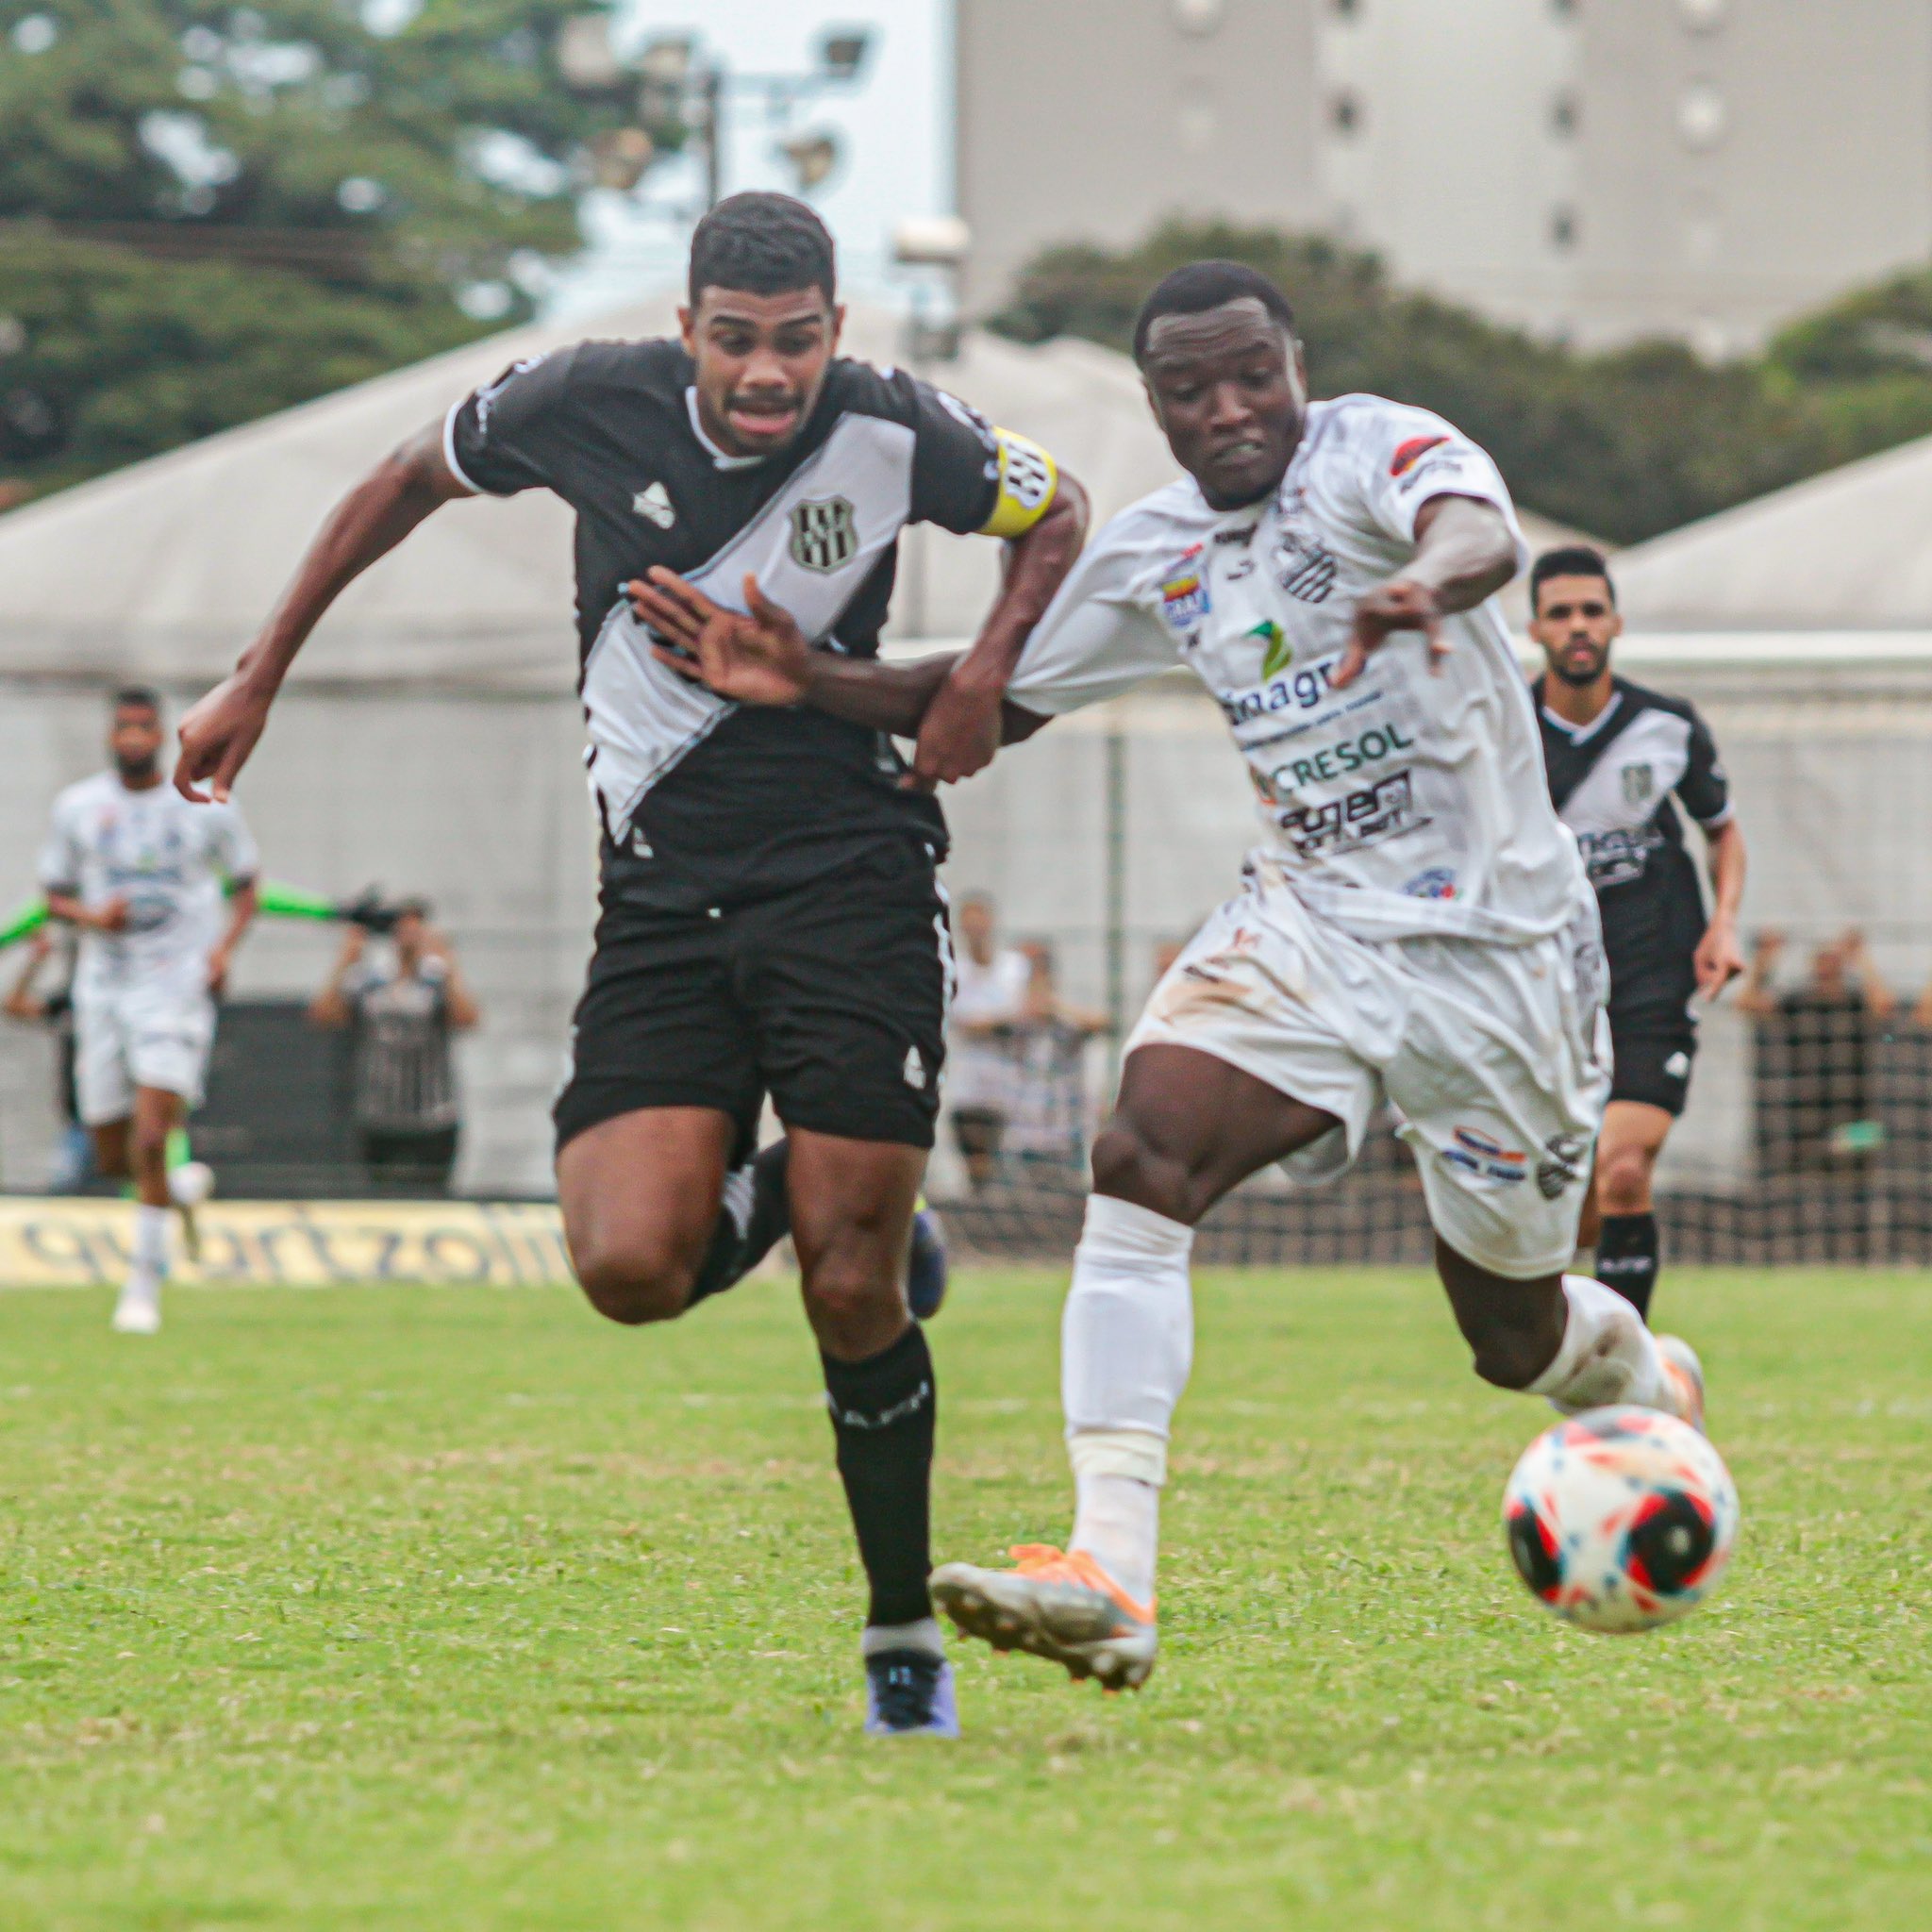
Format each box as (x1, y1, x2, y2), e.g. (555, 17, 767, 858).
(0, 0, 668, 495)
(990, 219, 1932, 545)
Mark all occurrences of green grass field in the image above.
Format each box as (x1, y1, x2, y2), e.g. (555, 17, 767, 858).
(0, 1268, 1926, 1931)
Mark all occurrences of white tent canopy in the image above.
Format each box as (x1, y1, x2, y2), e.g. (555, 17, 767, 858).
(0, 298, 1180, 687)
(1613, 430, 1932, 635)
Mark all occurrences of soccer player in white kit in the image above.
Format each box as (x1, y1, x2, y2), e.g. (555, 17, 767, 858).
(637, 261, 1707, 1694)
(39, 689, 259, 1332)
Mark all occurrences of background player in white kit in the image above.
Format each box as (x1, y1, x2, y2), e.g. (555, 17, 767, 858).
(39, 688, 259, 1333)
(642, 261, 1707, 1691)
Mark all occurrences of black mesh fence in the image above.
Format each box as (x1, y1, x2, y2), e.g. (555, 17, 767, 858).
(931, 1014, 1932, 1269)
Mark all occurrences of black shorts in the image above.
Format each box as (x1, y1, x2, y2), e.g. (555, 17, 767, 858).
(1607, 1008, 1697, 1117)
(554, 840, 949, 1156)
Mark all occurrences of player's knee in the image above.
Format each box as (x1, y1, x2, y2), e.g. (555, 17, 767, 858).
(1596, 1145, 1654, 1215)
(1090, 1121, 1188, 1221)
(128, 1122, 171, 1175)
(801, 1259, 898, 1331)
(571, 1231, 698, 1326)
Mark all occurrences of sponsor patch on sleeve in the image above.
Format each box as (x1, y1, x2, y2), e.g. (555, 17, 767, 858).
(978, 427, 1059, 538)
(1389, 433, 1450, 477)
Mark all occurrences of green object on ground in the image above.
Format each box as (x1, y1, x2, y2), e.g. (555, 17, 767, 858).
(0, 1268, 1924, 1930)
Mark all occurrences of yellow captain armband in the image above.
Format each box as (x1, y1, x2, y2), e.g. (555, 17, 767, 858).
(979, 427, 1058, 538)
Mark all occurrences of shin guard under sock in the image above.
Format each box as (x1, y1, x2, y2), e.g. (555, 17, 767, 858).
(1596, 1211, 1660, 1323)
(822, 1323, 937, 1628)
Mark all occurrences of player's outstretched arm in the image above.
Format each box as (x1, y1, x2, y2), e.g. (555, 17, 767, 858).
(1693, 820, 1748, 998)
(1334, 495, 1518, 689)
(909, 469, 1090, 789)
(634, 569, 1056, 749)
(174, 423, 474, 803)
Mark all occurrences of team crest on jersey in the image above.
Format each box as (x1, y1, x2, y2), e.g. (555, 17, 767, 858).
(1159, 544, 1209, 628)
(1390, 433, 1450, 477)
(1271, 525, 1338, 604)
(790, 496, 858, 573)
(1622, 761, 1656, 804)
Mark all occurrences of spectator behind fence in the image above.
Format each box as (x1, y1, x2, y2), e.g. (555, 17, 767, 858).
(948, 891, 1031, 1188)
(3, 927, 92, 1191)
(1738, 928, 1895, 1168)
(1002, 941, 1109, 1178)
(309, 900, 480, 1194)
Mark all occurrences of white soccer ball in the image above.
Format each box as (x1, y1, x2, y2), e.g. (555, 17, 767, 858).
(1503, 1407, 1740, 1634)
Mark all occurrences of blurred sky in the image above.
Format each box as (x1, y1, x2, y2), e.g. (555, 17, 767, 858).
(547, 0, 951, 323)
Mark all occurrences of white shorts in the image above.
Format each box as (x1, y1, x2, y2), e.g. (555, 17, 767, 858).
(1127, 871, 1610, 1279)
(74, 989, 217, 1126)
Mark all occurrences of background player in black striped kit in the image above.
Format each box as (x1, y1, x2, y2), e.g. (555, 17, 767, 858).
(1530, 546, 1747, 1322)
(174, 193, 1089, 1735)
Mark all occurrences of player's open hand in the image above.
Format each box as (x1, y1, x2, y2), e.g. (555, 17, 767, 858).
(629, 569, 814, 709)
(175, 673, 273, 803)
(1693, 917, 1746, 1000)
(910, 661, 1004, 789)
(1333, 578, 1446, 689)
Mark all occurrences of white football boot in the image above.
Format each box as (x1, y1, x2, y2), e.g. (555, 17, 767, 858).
(932, 1544, 1158, 1691)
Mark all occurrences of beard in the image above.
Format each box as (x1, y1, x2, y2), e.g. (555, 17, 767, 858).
(114, 751, 160, 782)
(1550, 647, 1608, 687)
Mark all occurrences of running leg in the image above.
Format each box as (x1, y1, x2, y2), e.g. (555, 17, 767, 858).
(112, 1085, 184, 1334)
(557, 1106, 737, 1324)
(787, 1128, 956, 1734)
(935, 1044, 1338, 1688)
(1591, 1100, 1673, 1321)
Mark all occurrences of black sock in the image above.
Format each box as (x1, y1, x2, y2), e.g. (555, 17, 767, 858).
(1597, 1211, 1660, 1323)
(822, 1323, 936, 1628)
(738, 1138, 792, 1275)
(684, 1140, 792, 1308)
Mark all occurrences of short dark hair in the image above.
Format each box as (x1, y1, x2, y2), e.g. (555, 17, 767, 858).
(1528, 545, 1615, 617)
(688, 192, 837, 308)
(1132, 260, 1297, 364)
(112, 684, 161, 717)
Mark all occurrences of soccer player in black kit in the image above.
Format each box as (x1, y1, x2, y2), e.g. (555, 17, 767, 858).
(1529, 547, 1747, 1322)
(172, 194, 1090, 1736)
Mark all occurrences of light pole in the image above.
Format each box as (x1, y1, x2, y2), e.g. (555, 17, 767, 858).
(634, 28, 873, 211)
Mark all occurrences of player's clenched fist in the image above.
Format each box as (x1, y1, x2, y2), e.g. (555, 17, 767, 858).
(175, 672, 275, 804)
(910, 663, 1005, 788)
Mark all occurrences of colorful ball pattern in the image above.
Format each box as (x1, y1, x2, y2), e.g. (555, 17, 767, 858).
(1503, 1406, 1740, 1634)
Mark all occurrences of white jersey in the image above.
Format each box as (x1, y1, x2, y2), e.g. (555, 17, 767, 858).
(39, 773, 258, 1004)
(1006, 393, 1588, 946)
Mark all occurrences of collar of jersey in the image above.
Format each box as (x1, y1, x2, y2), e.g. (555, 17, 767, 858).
(684, 388, 768, 471)
(1540, 687, 1624, 742)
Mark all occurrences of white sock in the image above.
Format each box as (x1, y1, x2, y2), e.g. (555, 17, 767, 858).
(130, 1203, 171, 1283)
(1061, 1193, 1194, 1607)
(1529, 1273, 1669, 1413)
(861, 1617, 945, 1660)
(1069, 1437, 1162, 1607)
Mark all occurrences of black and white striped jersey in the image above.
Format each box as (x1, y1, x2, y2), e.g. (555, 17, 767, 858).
(445, 339, 1018, 909)
(1536, 675, 1732, 1019)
